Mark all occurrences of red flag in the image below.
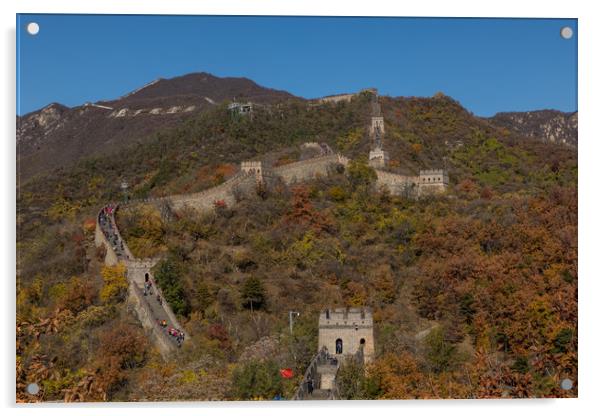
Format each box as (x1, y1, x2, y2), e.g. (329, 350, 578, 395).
(279, 368, 294, 379)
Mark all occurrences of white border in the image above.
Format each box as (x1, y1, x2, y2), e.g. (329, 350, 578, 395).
(2, 1, 600, 416)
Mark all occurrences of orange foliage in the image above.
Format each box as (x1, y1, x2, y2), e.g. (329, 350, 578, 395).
(283, 185, 335, 234)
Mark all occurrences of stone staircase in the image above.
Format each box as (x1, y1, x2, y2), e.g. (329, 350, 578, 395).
(293, 347, 340, 400)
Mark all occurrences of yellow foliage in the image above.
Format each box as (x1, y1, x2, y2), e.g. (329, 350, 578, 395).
(336, 127, 363, 151)
(179, 370, 198, 384)
(47, 198, 81, 222)
(100, 263, 128, 303)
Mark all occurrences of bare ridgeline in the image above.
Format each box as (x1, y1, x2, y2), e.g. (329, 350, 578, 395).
(93, 89, 448, 396)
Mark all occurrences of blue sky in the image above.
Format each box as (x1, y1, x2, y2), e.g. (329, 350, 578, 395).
(16, 15, 577, 116)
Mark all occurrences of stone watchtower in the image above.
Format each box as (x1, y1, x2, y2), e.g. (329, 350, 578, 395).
(369, 116, 385, 137)
(318, 307, 375, 363)
(418, 169, 449, 194)
(368, 148, 389, 169)
(240, 161, 263, 182)
(369, 116, 389, 169)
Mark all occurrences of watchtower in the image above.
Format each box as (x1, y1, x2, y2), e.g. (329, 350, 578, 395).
(369, 116, 385, 136)
(240, 161, 263, 182)
(228, 102, 253, 116)
(318, 307, 375, 363)
(369, 148, 389, 169)
(418, 169, 449, 194)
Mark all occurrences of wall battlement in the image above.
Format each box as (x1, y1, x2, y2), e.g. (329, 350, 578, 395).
(420, 169, 446, 175)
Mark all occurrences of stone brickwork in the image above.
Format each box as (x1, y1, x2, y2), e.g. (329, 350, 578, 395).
(418, 169, 449, 194)
(369, 116, 385, 136)
(317, 93, 356, 104)
(240, 161, 263, 180)
(272, 154, 344, 184)
(318, 307, 375, 363)
(375, 169, 449, 197)
(369, 148, 389, 169)
(375, 169, 419, 196)
(168, 172, 256, 211)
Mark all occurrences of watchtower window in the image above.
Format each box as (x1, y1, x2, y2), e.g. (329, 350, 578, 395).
(325, 309, 330, 319)
(360, 338, 366, 347)
(336, 338, 343, 354)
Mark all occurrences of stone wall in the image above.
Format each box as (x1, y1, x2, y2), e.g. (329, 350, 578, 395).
(127, 281, 176, 359)
(95, 206, 185, 357)
(168, 172, 256, 212)
(318, 93, 356, 104)
(94, 210, 118, 266)
(113, 206, 189, 342)
(375, 169, 419, 196)
(272, 154, 344, 184)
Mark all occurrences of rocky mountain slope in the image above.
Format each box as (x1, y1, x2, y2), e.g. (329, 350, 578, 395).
(17, 72, 299, 181)
(487, 109, 578, 147)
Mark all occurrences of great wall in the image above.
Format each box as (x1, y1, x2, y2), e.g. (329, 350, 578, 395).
(93, 89, 449, 398)
(95, 205, 187, 358)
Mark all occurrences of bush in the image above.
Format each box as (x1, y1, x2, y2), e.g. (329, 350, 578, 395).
(230, 360, 283, 400)
(59, 276, 97, 313)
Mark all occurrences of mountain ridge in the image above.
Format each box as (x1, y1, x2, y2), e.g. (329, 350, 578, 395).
(17, 72, 577, 182)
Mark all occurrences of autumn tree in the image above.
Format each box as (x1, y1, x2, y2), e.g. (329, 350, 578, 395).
(100, 263, 128, 303)
(346, 159, 377, 191)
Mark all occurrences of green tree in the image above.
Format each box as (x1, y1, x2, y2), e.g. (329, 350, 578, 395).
(336, 357, 379, 399)
(424, 327, 458, 373)
(346, 159, 377, 191)
(196, 281, 213, 317)
(153, 258, 190, 316)
(240, 276, 266, 311)
(230, 360, 283, 400)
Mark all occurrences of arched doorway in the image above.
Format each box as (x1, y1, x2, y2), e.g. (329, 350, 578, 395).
(360, 338, 366, 348)
(335, 338, 343, 354)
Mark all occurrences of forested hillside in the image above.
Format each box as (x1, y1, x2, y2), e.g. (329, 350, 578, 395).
(16, 89, 577, 401)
